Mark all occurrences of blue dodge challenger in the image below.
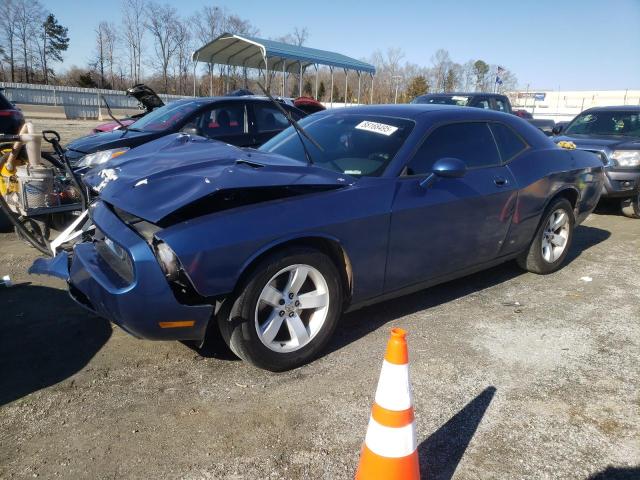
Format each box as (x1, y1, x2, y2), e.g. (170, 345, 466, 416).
(34, 104, 604, 371)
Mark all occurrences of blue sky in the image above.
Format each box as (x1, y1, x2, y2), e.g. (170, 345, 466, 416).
(42, 0, 640, 90)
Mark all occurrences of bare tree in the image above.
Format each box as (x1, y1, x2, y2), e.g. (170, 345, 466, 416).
(0, 0, 18, 81)
(94, 22, 108, 88)
(14, 0, 44, 83)
(191, 5, 226, 95)
(173, 19, 192, 95)
(100, 22, 119, 89)
(122, 0, 145, 84)
(145, 2, 179, 93)
(431, 49, 452, 92)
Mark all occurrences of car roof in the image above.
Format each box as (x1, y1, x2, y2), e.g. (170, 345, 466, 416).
(581, 105, 640, 113)
(417, 92, 507, 98)
(171, 96, 293, 106)
(312, 103, 522, 121)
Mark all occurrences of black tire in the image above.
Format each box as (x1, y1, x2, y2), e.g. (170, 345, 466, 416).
(517, 197, 575, 274)
(217, 247, 343, 371)
(621, 194, 640, 219)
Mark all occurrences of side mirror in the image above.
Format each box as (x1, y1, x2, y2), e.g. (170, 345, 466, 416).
(419, 157, 467, 189)
(552, 125, 563, 135)
(181, 123, 200, 136)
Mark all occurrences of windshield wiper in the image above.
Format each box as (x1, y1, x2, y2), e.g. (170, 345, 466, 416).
(256, 82, 323, 166)
(100, 95, 128, 131)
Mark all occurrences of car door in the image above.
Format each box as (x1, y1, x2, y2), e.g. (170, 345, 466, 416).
(249, 102, 302, 146)
(385, 121, 518, 290)
(188, 102, 252, 147)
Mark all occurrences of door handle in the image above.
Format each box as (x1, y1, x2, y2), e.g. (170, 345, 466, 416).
(493, 176, 508, 187)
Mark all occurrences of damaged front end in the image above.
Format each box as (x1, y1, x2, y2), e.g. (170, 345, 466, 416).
(28, 139, 352, 342)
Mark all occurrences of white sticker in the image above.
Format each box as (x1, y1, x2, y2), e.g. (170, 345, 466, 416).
(344, 170, 362, 175)
(355, 121, 398, 136)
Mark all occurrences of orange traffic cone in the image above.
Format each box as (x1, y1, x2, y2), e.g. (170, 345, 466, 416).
(355, 327, 420, 479)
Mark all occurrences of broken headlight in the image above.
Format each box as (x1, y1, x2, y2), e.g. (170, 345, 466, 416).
(154, 241, 180, 281)
(77, 148, 129, 169)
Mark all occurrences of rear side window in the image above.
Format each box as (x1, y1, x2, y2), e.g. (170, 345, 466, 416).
(253, 104, 291, 133)
(407, 122, 501, 175)
(490, 122, 527, 162)
(194, 103, 246, 138)
(495, 98, 509, 112)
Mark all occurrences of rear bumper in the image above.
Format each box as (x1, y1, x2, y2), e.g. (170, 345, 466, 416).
(36, 201, 213, 341)
(602, 169, 640, 198)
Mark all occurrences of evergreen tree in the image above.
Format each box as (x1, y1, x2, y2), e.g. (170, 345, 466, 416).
(41, 14, 69, 84)
(406, 76, 429, 100)
(302, 79, 312, 97)
(318, 81, 326, 101)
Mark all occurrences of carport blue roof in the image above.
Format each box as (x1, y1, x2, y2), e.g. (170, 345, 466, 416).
(192, 33, 375, 74)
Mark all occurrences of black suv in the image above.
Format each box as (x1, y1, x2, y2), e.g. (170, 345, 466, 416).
(553, 106, 640, 218)
(65, 96, 305, 171)
(411, 92, 556, 134)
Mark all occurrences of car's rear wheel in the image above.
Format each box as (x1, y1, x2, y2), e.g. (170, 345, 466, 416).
(621, 194, 640, 219)
(218, 247, 343, 371)
(517, 197, 575, 274)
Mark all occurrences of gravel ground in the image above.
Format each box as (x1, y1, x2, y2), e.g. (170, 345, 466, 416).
(0, 119, 639, 479)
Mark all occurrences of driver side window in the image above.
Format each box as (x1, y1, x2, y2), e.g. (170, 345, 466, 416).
(192, 104, 246, 139)
(406, 122, 501, 175)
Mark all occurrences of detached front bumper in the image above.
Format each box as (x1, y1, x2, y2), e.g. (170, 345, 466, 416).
(31, 202, 213, 341)
(602, 169, 640, 198)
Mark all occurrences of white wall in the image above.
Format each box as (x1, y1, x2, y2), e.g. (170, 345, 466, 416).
(511, 90, 640, 122)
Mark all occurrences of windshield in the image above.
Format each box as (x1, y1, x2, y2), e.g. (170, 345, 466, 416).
(411, 95, 469, 106)
(564, 110, 640, 137)
(259, 113, 415, 177)
(130, 101, 200, 132)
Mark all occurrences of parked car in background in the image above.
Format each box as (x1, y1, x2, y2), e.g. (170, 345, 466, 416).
(293, 96, 326, 114)
(411, 92, 556, 135)
(92, 84, 165, 133)
(553, 106, 640, 218)
(35, 104, 604, 371)
(66, 96, 306, 172)
(514, 109, 533, 119)
(0, 89, 24, 134)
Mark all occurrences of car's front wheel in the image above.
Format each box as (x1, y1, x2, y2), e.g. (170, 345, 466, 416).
(517, 197, 575, 274)
(218, 247, 343, 371)
(621, 194, 640, 219)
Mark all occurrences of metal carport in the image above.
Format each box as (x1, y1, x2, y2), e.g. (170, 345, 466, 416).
(192, 33, 376, 106)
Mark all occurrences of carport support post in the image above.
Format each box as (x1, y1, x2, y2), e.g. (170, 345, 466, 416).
(192, 52, 200, 97)
(282, 61, 286, 97)
(370, 74, 374, 104)
(209, 61, 214, 96)
(299, 62, 303, 98)
(330, 67, 334, 108)
(314, 64, 319, 100)
(344, 69, 348, 107)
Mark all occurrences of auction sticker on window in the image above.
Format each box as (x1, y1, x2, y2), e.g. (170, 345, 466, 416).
(355, 121, 398, 136)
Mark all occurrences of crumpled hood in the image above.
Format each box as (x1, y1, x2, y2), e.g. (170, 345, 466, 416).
(85, 133, 352, 224)
(554, 134, 640, 150)
(66, 128, 155, 154)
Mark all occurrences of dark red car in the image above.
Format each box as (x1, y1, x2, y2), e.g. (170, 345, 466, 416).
(0, 89, 24, 134)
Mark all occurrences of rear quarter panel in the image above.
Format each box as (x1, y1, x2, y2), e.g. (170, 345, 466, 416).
(504, 147, 603, 254)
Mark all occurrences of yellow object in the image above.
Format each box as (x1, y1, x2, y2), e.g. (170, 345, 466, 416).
(557, 140, 576, 150)
(0, 163, 18, 196)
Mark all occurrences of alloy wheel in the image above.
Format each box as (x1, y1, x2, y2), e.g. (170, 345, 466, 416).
(541, 209, 570, 263)
(254, 264, 330, 353)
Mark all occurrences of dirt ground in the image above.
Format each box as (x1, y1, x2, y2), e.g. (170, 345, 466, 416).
(0, 119, 639, 479)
